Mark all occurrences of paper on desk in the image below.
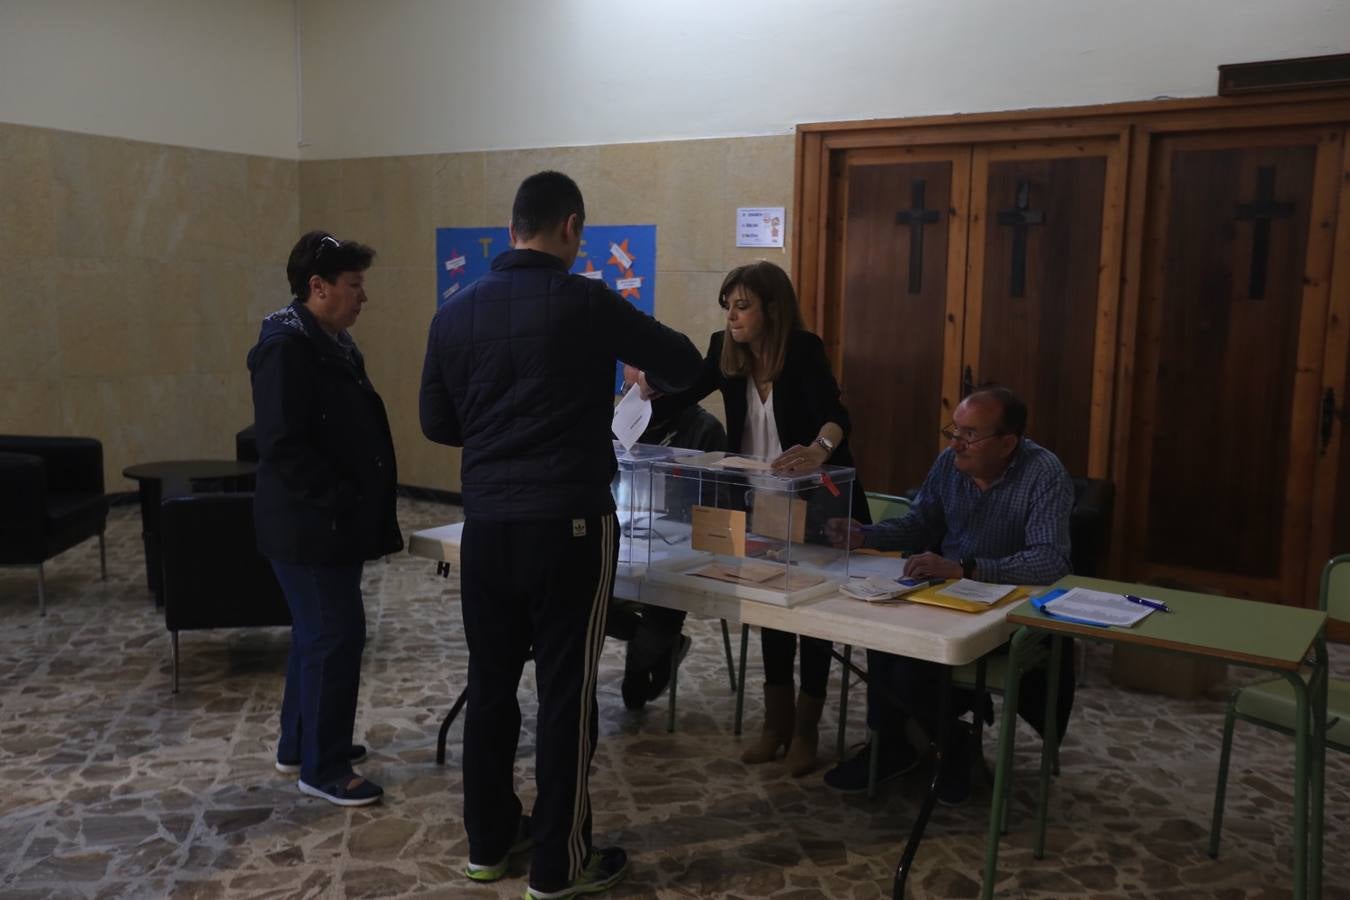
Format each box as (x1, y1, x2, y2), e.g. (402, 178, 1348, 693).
(841, 575, 924, 603)
(611, 384, 652, 451)
(690, 559, 782, 585)
(1042, 587, 1152, 627)
(935, 579, 1017, 605)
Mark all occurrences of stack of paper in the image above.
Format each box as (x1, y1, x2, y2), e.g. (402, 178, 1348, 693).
(1039, 587, 1153, 627)
(841, 576, 929, 604)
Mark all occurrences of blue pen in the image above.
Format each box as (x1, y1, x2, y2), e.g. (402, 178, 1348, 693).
(898, 577, 946, 587)
(1123, 593, 1172, 614)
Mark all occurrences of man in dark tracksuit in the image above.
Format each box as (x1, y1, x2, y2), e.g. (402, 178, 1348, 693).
(419, 171, 701, 899)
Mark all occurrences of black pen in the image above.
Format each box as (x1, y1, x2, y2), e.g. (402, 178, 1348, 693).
(1123, 593, 1172, 614)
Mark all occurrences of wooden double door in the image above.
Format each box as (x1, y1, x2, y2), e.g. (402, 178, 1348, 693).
(831, 136, 1126, 496)
(1127, 126, 1348, 602)
(803, 93, 1350, 608)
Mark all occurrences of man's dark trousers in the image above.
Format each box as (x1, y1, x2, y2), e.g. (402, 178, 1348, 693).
(460, 511, 617, 892)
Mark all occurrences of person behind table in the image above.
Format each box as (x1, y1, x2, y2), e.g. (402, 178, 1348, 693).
(609, 378, 727, 710)
(419, 171, 701, 898)
(633, 260, 870, 778)
(247, 231, 402, 807)
(823, 385, 1073, 805)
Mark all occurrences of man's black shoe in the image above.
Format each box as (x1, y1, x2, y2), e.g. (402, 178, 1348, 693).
(620, 669, 650, 710)
(823, 738, 920, 793)
(645, 634, 692, 701)
(936, 724, 974, 806)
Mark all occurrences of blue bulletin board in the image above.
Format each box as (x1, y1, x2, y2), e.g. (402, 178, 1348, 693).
(435, 225, 656, 392)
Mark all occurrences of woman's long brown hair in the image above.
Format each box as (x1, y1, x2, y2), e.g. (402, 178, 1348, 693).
(717, 261, 804, 382)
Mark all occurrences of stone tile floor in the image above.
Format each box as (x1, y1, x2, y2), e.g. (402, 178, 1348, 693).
(0, 499, 1346, 899)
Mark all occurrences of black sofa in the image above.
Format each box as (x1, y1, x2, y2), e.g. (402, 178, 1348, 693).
(0, 435, 109, 615)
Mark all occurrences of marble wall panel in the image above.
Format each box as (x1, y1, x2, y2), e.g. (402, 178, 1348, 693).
(0, 122, 298, 490)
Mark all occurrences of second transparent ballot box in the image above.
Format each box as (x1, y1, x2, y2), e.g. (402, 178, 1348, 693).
(643, 452, 856, 606)
(611, 441, 701, 574)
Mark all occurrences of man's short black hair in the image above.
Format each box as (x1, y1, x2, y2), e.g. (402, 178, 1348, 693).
(511, 171, 586, 241)
(287, 231, 376, 299)
(968, 385, 1028, 437)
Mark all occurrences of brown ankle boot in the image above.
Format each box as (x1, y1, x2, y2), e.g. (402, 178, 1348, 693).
(741, 683, 795, 764)
(785, 690, 824, 777)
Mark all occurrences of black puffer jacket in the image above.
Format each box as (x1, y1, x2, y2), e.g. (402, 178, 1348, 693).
(247, 300, 403, 564)
(420, 249, 702, 520)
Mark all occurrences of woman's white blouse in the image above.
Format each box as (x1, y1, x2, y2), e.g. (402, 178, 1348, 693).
(742, 378, 783, 461)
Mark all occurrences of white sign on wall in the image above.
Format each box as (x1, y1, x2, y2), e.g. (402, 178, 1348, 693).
(736, 207, 786, 248)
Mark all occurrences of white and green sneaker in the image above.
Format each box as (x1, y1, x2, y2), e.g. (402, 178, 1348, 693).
(523, 846, 628, 898)
(463, 815, 533, 883)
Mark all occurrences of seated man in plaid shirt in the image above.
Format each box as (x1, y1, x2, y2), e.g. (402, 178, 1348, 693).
(823, 385, 1073, 804)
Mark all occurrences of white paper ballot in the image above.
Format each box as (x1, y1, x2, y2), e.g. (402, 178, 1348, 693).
(611, 385, 652, 451)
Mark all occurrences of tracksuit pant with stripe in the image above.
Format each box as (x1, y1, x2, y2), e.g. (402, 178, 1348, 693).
(459, 512, 617, 893)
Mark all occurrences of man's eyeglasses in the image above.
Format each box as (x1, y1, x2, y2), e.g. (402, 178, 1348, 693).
(940, 424, 1003, 446)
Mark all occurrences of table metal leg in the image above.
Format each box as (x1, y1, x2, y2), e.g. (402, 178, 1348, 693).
(837, 644, 853, 760)
(1309, 635, 1328, 900)
(734, 624, 750, 736)
(1034, 635, 1064, 858)
(1285, 668, 1310, 900)
(436, 687, 469, 766)
(666, 637, 679, 734)
(721, 619, 737, 693)
(981, 626, 1032, 900)
(891, 664, 953, 899)
(1207, 695, 1239, 858)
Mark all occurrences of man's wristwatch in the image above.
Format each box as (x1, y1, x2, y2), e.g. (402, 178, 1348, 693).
(960, 557, 976, 578)
(813, 435, 835, 456)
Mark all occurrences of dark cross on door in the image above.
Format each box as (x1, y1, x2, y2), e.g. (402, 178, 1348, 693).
(1234, 166, 1294, 300)
(996, 179, 1045, 298)
(894, 180, 940, 294)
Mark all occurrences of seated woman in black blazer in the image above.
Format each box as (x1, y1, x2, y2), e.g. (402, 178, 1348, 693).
(639, 260, 869, 777)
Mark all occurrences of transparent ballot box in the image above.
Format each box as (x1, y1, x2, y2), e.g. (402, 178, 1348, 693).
(643, 452, 855, 606)
(612, 442, 701, 575)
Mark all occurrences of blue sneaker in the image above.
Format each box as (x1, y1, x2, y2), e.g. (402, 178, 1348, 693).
(296, 774, 382, 807)
(464, 816, 533, 883)
(275, 744, 368, 774)
(523, 846, 628, 898)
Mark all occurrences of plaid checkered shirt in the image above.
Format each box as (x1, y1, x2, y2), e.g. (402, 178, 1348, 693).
(861, 438, 1073, 585)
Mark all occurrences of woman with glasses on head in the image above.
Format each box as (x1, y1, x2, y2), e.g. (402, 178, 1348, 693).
(635, 260, 869, 777)
(247, 231, 403, 806)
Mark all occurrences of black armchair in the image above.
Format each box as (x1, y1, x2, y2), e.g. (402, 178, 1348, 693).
(0, 435, 109, 615)
(160, 493, 290, 692)
(235, 425, 258, 463)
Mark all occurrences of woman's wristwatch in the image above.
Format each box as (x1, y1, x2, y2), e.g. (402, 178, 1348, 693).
(813, 434, 835, 456)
